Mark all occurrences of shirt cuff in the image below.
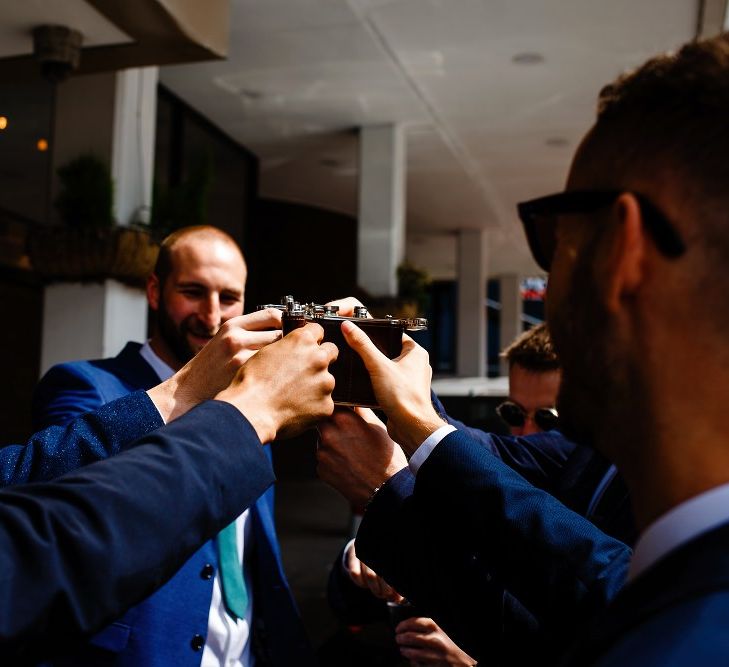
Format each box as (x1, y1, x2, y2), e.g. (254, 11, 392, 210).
(341, 538, 356, 573)
(408, 424, 457, 475)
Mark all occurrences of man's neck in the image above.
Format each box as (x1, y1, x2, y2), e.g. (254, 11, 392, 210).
(612, 423, 729, 532)
(148, 336, 183, 372)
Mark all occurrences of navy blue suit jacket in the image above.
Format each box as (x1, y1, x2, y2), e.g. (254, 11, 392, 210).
(356, 428, 631, 662)
(0, 395, 275, 664)
(566, 521, 729, 666)
(31, 343, 313, 667)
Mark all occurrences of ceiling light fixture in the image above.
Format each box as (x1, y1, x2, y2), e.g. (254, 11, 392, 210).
(32, 25, 83, 83)
(512, 52, 544, 65)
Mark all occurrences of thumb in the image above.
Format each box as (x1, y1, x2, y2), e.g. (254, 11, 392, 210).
(341, 321, 388, 373)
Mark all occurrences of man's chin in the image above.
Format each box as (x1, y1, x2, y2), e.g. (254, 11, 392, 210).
(187, 335, 214, 354)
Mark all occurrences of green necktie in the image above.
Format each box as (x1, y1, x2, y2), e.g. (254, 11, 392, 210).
(216, 520, 248, 620)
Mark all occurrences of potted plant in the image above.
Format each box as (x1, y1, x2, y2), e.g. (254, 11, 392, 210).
(28, 154, 159, 287)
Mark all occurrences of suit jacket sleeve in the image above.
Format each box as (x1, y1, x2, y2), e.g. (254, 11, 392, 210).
(355, 429, 631, 657)
(430, 391, 577, 493)
(0, 399, 275, 663)
(0, 390, 162, 486)
(32, 363, 112, 430)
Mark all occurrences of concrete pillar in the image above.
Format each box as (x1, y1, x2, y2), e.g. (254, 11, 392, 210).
(40, 68, 157, 372)
(696, 0, 729, 37)
(456, 229, 488, 377)
(112, 68, 158, 226)
(40, 280, 148, 375)
(357, 124, 406, 296)
(499, 273, 522, 376)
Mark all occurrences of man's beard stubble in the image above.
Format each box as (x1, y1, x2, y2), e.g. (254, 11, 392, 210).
(549, 246, 642, 458)
(156, 295, 217, 366)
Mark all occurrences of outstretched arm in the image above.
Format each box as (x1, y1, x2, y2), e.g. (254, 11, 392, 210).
(0, 400, 274, 662)
(317, 323, 630, 659)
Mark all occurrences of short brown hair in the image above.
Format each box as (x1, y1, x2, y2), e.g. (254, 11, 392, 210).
(575, 35, 729, 265)
(569, 35, 729, 328)
(500, 323, 559, 373)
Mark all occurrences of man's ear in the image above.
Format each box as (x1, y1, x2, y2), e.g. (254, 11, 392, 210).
(603, 192, 645, 313)
(147, 274, 160, 312)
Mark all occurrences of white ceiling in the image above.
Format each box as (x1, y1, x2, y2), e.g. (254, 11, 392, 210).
(0, 0, 131, 59)
(160, 0, 702, 277)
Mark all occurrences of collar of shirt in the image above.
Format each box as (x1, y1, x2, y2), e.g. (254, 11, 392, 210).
(628, 481, 729, 582)
(139, 341, 175, 382)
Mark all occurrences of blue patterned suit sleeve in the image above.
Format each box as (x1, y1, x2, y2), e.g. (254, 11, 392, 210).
(0, 400, 275, 662)
(0, 391, 162, 486)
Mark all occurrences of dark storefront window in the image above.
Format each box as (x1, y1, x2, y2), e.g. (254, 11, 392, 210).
(0, 81, 53, 225)
(154, 86, 258, 247)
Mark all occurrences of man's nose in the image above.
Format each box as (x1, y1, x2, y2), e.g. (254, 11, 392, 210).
(521, 417, 540, 436)
(198, 297, 222, 330)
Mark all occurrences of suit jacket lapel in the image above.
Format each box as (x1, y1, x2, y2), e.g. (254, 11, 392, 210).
(109, 342, 163, 390)
(569, 521, 729, 665)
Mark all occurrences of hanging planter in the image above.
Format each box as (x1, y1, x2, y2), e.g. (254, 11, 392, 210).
(28, 154, 159, 287)
(28, 225, 158, 287)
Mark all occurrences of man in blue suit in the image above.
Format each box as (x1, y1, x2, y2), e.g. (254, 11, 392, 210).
(0, 315, 338, 663)
(325, 323, 619, 666)
(319, 34, 729, 666)
(32, 225, 312, 666)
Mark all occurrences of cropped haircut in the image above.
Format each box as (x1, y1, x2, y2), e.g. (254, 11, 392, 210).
(153, 225, 244, 287)
(574, 35, 729, 282)
(500, 323, 560, 373)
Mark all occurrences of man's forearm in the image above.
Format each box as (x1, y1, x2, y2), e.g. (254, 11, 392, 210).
(0, 400, 274, 662)
(356, 430, 630, 654)
(0, 391, 163, 487)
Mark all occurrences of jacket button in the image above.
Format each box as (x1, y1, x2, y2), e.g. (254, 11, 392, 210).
(191, 634, 205, 651)
(200, 563, 214, 579)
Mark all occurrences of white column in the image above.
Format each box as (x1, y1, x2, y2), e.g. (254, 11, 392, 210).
(357, 124, 406, 296)
(112, 67, 158, 226)
(40, 68, 157, 373)
(456, 229, 487, 377)
(696, 0, 729, 37)
(40, 280, 148, 375)
(499, 273, 522, 376)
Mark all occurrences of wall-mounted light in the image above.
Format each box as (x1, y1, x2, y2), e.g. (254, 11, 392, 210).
(36, 138, 49, 152)
(0, 116, 7, 130)
(32, 25, 83, 83)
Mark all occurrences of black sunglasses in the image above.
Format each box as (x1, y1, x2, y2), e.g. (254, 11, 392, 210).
(496, 401, 559, 432)
(517, 190, 687, 272)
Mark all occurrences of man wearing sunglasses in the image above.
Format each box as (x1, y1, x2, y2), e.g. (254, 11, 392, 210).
(317, 34, 729, 667)
(497, 323, 560, 436)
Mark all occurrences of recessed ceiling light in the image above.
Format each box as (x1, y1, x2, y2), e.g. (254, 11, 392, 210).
(546, 137, 568, 147)
(512, 52, 545, 65)
(238, 89, 264, 101)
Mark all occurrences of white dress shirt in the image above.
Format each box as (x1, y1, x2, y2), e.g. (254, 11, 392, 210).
(408, 424, 456, 475)
(140, 342, 254, 666)
(628, 481, 729, 582)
